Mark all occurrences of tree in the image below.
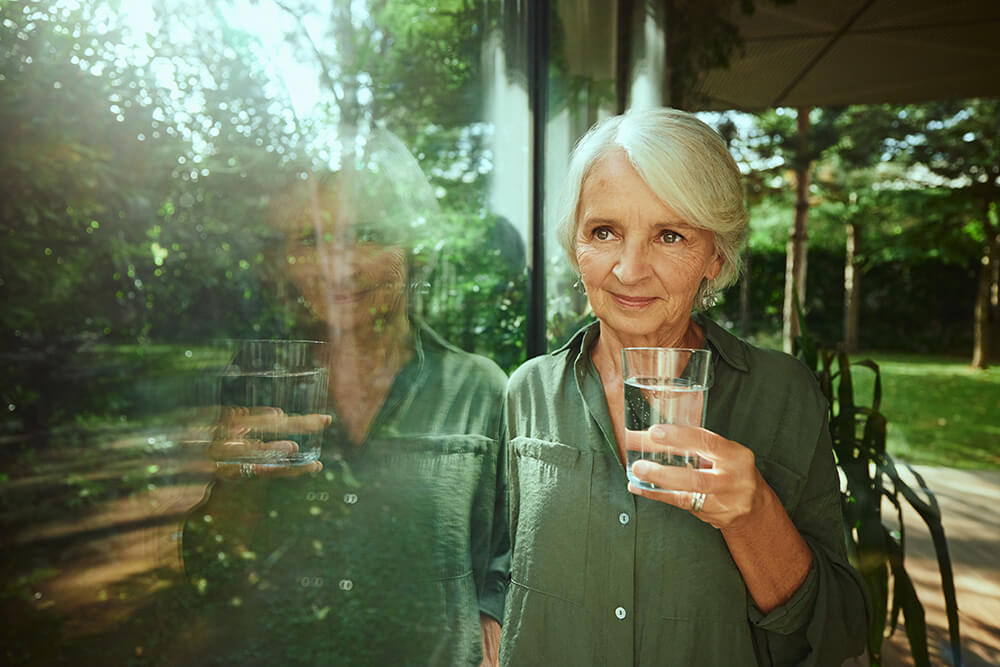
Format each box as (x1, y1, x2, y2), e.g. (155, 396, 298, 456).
(0, 0, 315, 431)
(744, 107, 843, 351)
(903, 101, 999, 368)
(844, 101, 1000, 367)
(255, 0, 495, 211)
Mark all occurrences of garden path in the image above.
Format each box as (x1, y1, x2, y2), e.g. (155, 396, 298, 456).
(879, 465, 1000, 667)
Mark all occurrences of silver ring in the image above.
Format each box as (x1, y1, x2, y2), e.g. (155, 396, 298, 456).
(690, 491, 706, 512)
(240, 462, 257, 480)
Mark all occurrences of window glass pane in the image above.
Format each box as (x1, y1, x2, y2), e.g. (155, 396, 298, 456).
(2, 1, 529, 662)
(544, 0, 619, 348)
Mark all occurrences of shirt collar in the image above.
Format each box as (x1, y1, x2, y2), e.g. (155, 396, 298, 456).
(694, 313, 750, 373)
(554, 315, 751, 374)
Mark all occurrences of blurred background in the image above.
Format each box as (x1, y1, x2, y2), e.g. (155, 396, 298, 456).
(1, 1, 998, 665)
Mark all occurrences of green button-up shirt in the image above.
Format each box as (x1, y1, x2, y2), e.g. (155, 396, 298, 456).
(183, 324, 509, 666)
(499, 316, 868, 666)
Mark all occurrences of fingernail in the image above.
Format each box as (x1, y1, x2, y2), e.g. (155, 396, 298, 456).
(631, 461, 650, 476)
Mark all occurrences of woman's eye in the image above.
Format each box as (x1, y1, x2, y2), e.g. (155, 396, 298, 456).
(593, 227, 613, 241)
(354, 225, 386, 244)
(660, 230, 683, 244)
(296, 231, 317, 247)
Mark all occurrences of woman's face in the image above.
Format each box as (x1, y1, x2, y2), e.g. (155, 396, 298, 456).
(276, 178, 408, 335)
(574, 150, 722, 343)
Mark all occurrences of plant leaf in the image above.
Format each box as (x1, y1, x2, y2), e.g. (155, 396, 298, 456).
(887, 556, 931, 667)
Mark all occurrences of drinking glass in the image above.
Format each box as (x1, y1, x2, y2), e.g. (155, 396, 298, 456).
(622, 347, 711, 491)
(216, 339, 330, 467)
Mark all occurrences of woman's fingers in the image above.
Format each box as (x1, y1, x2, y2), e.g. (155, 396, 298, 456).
(626, 423, 719, 470)
(206, 438, 300, 461)
(208, 411, 332, 460)
(204, 409, 331, 478)
(627, 427, 762, 529)
(641, 424, 724, 457)
(215, 460, 323, 480)
(219, 409, 332, 435)
(630, 460, 713, 493)
(284, 413, 333, 433)
(627, 480, 707, 512)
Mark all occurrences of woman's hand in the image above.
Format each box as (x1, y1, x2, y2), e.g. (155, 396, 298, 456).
(626, 422, 814, 612)
(626, 423, 766, 531)
(479, 614, 501, 667)
(209, 406, 330, 480)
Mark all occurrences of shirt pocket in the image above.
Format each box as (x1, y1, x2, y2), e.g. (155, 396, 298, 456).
(509, 437, 592, 605)
(371, 434, 494, 579)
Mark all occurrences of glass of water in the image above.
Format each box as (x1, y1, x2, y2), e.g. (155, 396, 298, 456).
(622, 347, 711, 491)
(216, 339, 330, 467)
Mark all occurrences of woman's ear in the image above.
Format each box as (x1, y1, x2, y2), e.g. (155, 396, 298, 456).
(705, 253, 724, 281)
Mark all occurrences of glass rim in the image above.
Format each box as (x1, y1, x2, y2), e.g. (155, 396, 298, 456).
(217, 338, 329, 345)
(621, 347, 708, 354)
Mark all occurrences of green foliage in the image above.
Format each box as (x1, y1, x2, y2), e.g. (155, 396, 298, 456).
(421, 211, 528, 373)
(750, 106, 844, 170)
(0, 0, 533, 439)
(829, 101, 1000, 367)
(722, 99, 996, 364)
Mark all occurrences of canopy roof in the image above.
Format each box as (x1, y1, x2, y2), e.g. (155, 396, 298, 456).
(689, 0, 1000, 110)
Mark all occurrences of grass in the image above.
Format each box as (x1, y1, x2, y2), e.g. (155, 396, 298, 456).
(744, 331, 1000, 470)
(845, 351, 1000, 470)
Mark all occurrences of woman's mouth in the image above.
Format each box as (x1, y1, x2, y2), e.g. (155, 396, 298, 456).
(611, 293, 657, 309)
(327, 284, 382, 304)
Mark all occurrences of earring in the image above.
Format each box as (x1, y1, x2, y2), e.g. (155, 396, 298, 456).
(573, 278, 586, 295)
(409, 280, 431, 295)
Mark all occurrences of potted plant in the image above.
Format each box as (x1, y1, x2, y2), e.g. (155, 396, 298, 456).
(796, 330, 962, 666)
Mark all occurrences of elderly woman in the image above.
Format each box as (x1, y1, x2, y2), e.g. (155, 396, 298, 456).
(499, 108, 868, 666)
(181, 131, 508, 666)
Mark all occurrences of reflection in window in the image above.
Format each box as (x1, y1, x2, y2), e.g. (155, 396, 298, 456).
(1, 1, 529, 663)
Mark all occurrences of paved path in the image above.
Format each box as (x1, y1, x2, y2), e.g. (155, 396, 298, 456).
(878, 465, 1000, 667)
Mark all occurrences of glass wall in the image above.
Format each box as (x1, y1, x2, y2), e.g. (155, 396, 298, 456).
(0, 0, 681, 662)
(2, 0, 533, 664)
(543, 0, 668, 347)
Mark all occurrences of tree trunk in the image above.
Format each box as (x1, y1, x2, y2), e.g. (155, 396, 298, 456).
(992, 222, 1000, 363)
(844, 219, 861, 353)
(740, 247, 751, 338)
(782, 107, 811, 354)
(972, 206, 999, 369)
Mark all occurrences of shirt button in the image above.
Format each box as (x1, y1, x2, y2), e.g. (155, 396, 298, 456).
(615, 606, 627, 620)
(339, 579, 353, 591)
(618, 512, 630, 526)
(343, 493, 358, 505)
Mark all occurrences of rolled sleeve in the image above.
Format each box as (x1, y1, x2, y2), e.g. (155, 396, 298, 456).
(478, 569, 509, 623)
(748, 558, 819, 634)
(750, 417, 871, 664)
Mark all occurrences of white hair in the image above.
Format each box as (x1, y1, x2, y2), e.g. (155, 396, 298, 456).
(555, 107, 748, 309)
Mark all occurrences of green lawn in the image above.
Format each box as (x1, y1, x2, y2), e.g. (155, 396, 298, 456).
(848, 352, 1000, 470)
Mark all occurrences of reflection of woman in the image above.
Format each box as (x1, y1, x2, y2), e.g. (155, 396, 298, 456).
(182, 133, 508, 666)
(499, 108, 868, 666)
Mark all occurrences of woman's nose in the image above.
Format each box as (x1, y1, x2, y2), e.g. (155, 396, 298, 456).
(612, 240, 650, 285)
(317, 243, 359, 282)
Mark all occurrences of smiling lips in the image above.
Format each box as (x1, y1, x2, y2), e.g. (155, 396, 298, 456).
(326, 283, 385, 304)
(611, 293, 657, 309)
